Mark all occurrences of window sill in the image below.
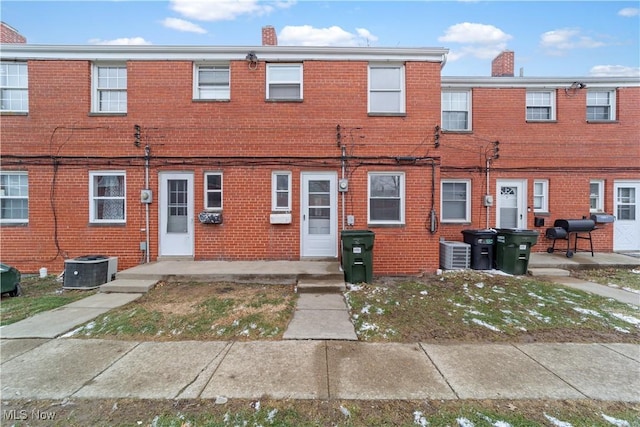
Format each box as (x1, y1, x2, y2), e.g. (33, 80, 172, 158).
(193, 99, 230, 103)
(440, 221, 471, 225)
(441, 129, 472, 134)
(265, 99, 303, 103)
(367, 223, 405, 228)
(368, 112, 406, 117)
(88, 222, 126, 227)
(0, 222, 28, 227)
(526, 120, 557, 123)
(0, 111, 28, 116)
(88, 112, 127, 117)
(586, 120, 618, 124)
(533, 212, 550, 216)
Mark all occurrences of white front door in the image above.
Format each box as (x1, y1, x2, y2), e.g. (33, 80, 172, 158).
(301, 172, 337, 258)
(159, 172, 194, 257)
(613, 181, 640, 251)
(496, 180, 527, 229)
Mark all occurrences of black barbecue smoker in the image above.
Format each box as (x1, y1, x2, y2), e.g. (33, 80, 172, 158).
(545, 219, 597, 257)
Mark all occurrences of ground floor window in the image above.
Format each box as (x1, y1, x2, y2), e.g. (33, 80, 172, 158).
(204, 172, 223, 211)
(90, 171, 126, 223)
(441, 179, 470, 223)
(533, 179, 549, 213)
(0, 171, 28, 223)
(368, 172, 404, 224)
(590, 179, 604, 212)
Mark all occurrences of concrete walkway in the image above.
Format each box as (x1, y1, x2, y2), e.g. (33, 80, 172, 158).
(1, 338, 638, 401)
(1, 252, 639, 402)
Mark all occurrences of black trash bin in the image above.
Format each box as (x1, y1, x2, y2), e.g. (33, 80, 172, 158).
(461, 229, 497, 270)
(341, 230, 375, 283)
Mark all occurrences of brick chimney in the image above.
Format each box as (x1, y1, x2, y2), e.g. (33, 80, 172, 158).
(1, 22, 26, 43)
(491, 50, 514, 77)
(262, 25, 277, 46)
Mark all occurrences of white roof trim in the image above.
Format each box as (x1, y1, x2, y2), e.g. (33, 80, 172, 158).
(0, 44, 449, 63)
(442, 76, 640, 88)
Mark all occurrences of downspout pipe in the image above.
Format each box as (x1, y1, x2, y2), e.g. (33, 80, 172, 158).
(145, 145, 151, 264)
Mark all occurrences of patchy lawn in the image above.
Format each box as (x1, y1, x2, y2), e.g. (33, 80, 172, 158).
(64, 281, 297, 341)
(1, 398, 638, 427)
(345, 270, 640, 343)
(0, 275, 90, 326)
(572, 267, 640, 293)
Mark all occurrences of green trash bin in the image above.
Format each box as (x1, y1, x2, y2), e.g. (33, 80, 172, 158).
(495, 229, 539, 275)
(341, 230, 375, 283)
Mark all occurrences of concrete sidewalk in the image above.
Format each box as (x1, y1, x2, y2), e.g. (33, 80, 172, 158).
(1, 338, 638, 401)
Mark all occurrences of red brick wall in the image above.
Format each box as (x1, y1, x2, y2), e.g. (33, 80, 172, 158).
(1, 58, 444, 275)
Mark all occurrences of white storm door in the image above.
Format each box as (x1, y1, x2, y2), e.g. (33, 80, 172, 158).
(613, 181, 640, 251)
(159, 172, 194, 257)
(496, 180, 526, 229)
(301, 172, 337, 258)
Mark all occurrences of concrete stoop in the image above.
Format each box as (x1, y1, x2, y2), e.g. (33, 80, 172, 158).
(296, 278, 346, 293)
(528, 268, 571, 277)
(100, 279, 158, 293)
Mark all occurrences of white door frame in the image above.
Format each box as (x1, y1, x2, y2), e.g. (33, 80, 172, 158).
(496, 179, 527, 229)
(300, 171, 338, 258)
(613, 180, 640, 252)
(158, 172, 195, 257)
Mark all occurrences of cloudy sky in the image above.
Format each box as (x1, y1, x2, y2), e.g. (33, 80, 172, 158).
(2, 0, 639, 77)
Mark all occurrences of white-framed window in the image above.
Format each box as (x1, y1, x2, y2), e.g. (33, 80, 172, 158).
(89, 171, 126, 223)
(587, 90, 616, 121)
(441, 179, 471, 223)
(92, 63, 127, 113)
(590, 179, 605, 212)
(266, 64, 303, 100)
(272, 171, 291, 211)
(442, 90, 471, 131)
(205, 172, 223, 211)
(368, 172, 405, 224)
(368, 64, 405, 114)
(533, 179, 549, 213)
(194, 64, 230, 100)
(1, 62, 28, 112)
(0, 171, 28, 223)
(526, 90, 555, 121)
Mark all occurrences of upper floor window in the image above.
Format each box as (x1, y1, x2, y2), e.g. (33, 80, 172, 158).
(92, 64, 127, 113)
(368, 172, 405, 224)
(526, 90, 555, 121)
(266, 64, 303, 101)
(0, 62, 28, 112)
(369, 64, 405, 114)
(194, 64, 230, 100)
(442, 90, 471, 131)
(0, 171, 28, 223)
(590, 179, 604, 212)
(205, 172, 223, 211)
(533, 179, 549, 213)
(587, 90, 616, 121)
(441, 180, 470, 223)
(272, 171, 291, 211)
(89, 171, 126, 223)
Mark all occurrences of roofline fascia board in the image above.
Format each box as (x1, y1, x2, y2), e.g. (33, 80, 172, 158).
(0, 44, 449, 63)
(442, 77, 640, 88)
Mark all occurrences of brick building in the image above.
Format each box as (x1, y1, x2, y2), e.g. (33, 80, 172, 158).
(2, 24, 639, 275)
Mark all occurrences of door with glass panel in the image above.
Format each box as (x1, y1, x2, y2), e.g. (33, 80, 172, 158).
(613, 181, 640, 251)
(496, 180, 526, 229)
(301, 172, 337, 257)
(159, 172, 194, 257)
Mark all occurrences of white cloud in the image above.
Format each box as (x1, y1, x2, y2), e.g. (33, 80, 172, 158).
(618, 7, 639, 17)
(169, 0, 295, 22)
(589, 65, 640, 77)
(437, 22, 511, 61)
(278, 25, 378, 47)
(161, 17, 207, 34)
(89, 37, 152, 45)
(540, 28, 606, 56)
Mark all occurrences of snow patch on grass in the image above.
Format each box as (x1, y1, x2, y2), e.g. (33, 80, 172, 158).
(470, 318, 502, 332)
